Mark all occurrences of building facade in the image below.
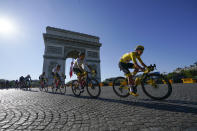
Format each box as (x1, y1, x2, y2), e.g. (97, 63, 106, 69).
(42, 26, 102, 84)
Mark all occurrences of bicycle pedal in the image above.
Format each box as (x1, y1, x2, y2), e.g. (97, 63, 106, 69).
(80, 89, 84, 93)
(129, 92, 139, 97)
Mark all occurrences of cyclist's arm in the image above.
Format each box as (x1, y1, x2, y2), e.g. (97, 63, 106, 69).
(77, 61, 85, 72)
(130, 53, 141, 69)
(78, 64, 84, 72)
(61, 73, 66, 79)
(137, 56, 147, 68)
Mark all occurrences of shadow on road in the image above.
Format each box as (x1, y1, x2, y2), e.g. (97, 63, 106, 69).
(19, 89, 39, 92)
(68, 94, 197, 115)
(46, 91, 65, 95)
(142, 99, 197, 106)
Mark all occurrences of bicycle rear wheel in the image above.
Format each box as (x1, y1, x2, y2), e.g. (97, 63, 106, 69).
(86, 78, 101, 98)
(113, 77, 130, 97)
(71, 80, 81, 97)
(141, 73, 172, 100)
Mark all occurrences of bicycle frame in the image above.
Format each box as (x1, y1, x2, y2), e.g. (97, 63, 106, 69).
(54, 76, 66, 88)
(122, 64, 157, 88)
(77, 69, 95, 86)
(72, 69, 101, 98)
(79, 73, 90, 88)
(134, 65, 162, 88)
(113, 64, 172, 100)
(40, 79, 48, 88)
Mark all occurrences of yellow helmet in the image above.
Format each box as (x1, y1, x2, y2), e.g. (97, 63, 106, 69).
(135, 45, 144, 51)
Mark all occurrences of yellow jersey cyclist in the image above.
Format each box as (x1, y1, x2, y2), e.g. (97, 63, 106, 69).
(73, 52, 92, 92)
(119, 45, 147, 96)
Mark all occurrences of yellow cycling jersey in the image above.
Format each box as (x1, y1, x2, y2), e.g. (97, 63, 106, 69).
(120, 52, 143, 65)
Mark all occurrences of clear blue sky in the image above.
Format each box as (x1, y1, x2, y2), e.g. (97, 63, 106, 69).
(0, 0, 197, 81)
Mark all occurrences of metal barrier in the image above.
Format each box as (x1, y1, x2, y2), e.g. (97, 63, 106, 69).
(182, 78, 197, 83)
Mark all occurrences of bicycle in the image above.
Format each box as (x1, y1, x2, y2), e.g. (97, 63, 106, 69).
(71, 70, 101, 98)
(39, 78, 48, 92)
(19, 81, 25, 89)
(113, 64, 172, 100)
(51, 75, 66, 94)
(24, 79, 32, 91)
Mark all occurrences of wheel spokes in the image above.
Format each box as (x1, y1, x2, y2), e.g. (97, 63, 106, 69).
(113, 77, 130, 97)
(86, 79, 100, 98)
(142, 74, 172, 100)
(72, 81, 81, 96)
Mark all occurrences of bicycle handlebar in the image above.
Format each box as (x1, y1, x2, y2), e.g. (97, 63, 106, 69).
(138, 64, 156, 73)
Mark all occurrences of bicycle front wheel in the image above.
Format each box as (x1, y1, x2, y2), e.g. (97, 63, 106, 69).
(71, 80, 81, 97)
(113, 77, 130, 97)
(27, 81, 31, 90)
(59, 85, 66, 94)
(39, 86, 43, 91)
(141, 73, 172, 100)
(51, 83, 56, 93)
(86, 78, 101, 98)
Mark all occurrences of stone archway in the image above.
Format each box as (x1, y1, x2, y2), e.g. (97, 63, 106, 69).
(66, 50, 81, 59)
(42, 26, 102, 84)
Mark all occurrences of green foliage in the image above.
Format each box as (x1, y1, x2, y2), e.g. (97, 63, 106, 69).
(31, 80, 40, 87)
(166, 69, 197, 83)
(102, 77, 117, 83)
(166, 72, 183, 83)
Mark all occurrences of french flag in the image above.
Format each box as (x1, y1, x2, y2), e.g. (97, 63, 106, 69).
(69, 59, 74, 78)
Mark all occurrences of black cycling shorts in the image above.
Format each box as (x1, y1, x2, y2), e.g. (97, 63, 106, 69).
(119, 62, 134, 75)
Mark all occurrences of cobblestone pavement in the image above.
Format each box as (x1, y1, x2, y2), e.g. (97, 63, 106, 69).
(0, 84, 197, 131)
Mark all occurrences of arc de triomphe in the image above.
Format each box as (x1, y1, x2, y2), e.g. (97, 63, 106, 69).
(42, 26, 102, 84)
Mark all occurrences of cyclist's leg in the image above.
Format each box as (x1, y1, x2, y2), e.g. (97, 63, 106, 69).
(78, 72, 84, 91)
(43, 79, 46, 86)
(132, 68, 139, 76)
(41, 80, 44, 88)
(56, 74, 61, 88)
(53, 75, 57, 88)
(22, 81, 24, 88)
(51, 72, 56, 87)
(119, 62, 134, 85)
(74, 68, 82, 85)
(120, 62, 138, 96)
(74, 68, 84, 92)
(129, 64, 139, 95)
(78, 75, 82, 85)
(128, 63, 137, 85)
